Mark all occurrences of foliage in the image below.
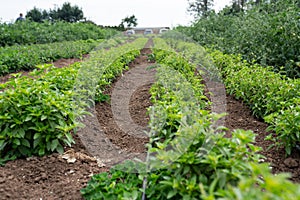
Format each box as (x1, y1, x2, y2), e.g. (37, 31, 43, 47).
(220, 162, 300, 200)
(0, 64, 84, 159)
(81, 160, 144, 200)
(208, 48, 300, 155)
(81, 35, 300, 200)
(0, 39, 101, 75)
(75, 37, 147, 106)
(180, 0, 300, 78)
(26, 2, 84, 23)
(120, 15, 138, 29)
(0, 21, 118, 47)
(81, 38, 267, 199)
(49, 2, 84, 23)
(0, 37, 147, 162)
(229, 0, 248, 13)
(26, 7, 48, 23)
(187, 0, 214, 18)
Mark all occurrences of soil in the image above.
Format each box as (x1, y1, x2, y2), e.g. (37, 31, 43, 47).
(0, 40, 299, 199)
(226, 95, 300, 182)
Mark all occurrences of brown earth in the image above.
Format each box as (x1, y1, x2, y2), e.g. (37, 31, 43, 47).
(0, 43, 300, 199)
(226, 95, 300, 182)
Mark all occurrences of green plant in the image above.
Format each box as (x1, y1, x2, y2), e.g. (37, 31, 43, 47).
(0, 20, 118, 47)
(0, 39, 102, 75)
(220, 162, 300, 200)
(179, 0, 300, 78)
(0, 37, 148, 162)
(81, 39, 264, 199)
(0, 65, 83, 157)
(265, 102, 300, 155)
(81, 160, 144, 200)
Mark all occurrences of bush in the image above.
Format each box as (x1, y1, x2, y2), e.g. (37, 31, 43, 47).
(179, 0, 300, 78)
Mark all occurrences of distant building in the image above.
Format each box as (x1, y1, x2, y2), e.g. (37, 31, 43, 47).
(132, 27, 170, 34)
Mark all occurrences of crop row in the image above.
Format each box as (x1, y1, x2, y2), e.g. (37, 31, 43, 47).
(0, 39, 101, 75)
(209, 50, 300, 155)
(0, 35, 134, 76)
(162, 33, 300, 156)
(0, 21, 118, 47)
(0, 37, 148, 164)
(81, 37, 300, 199)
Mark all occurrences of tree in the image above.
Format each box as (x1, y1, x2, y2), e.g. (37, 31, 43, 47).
(25, 2, 84, 23)
(26, 7, 47, 22)
(50, 2, 84, 23)
(231, 0, 248, 12)
(219, 0, 249, 15)
(187, 0, 214, 18)
(120, 15, 138, 29)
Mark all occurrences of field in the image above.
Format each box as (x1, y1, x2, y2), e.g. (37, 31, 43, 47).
(0, 30, 300, 199)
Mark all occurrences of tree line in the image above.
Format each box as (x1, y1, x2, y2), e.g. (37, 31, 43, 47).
(184, 0, 300, 78)
(24, 2, 138, 31)
(188, 0, 300, 18)
(26, 2, 84, 23)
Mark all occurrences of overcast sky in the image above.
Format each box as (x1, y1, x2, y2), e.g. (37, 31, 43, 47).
(0, 0, 231, 27)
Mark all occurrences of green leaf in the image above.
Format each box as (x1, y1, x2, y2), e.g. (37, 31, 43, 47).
(56, 143, 64, 154)
(167, 190, 177, 199)
(41, 115, 47, 121)
(18, 145, 31, 156)
(21, 138, 31, 148)
(17, 128, 25, 138)
(65, 133, 74, 143)
(209, 177, 218, 195)
(50, 139, 59, 152)
(0, 140, 7, 150)
(13, 138, 20, 146)
(33, 132, 41, 140)
(24, 116, 32, 122)
(38, 148, 45, 156)
(33, 137, 41, 148)
(132, 190, 138, 200)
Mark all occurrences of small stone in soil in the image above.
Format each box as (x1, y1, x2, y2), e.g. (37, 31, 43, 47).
(284, 157, 299, 168)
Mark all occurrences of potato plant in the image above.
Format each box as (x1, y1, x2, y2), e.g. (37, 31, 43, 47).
(81, 36, 300, 199)
(0, 20, 118, 47)
(0, 39, 102, 75)
(0, 64, 83, 159)
(208, 49, 300, 155)
(0, 37, 148, 163)
(81, 39, 265, 199)
(162, 35, 300, 155)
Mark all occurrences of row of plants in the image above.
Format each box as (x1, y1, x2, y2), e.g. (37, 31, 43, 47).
(74, 36, 147, 106)
(0, 37, 148, 164)
(0, 35, 134, 76)
(81, 37, 300, 199)
(178, 0, 300, 78)
(0, 39, 101, 75)
(162, 34, 300, 155)
(209, 49, 300, 155)
(0, 21, 118, 47)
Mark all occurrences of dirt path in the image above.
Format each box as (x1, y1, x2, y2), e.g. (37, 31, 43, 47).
(0, 39, 299, 200)
(77, 47, 155, 167)
(0, 44, 156, 200)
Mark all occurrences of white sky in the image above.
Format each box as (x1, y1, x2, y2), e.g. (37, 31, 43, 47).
(0, 0, 231, 27)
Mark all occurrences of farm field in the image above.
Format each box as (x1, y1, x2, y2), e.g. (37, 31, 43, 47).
(1, 0, 299, 199)
(0, 36, 299, 199)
